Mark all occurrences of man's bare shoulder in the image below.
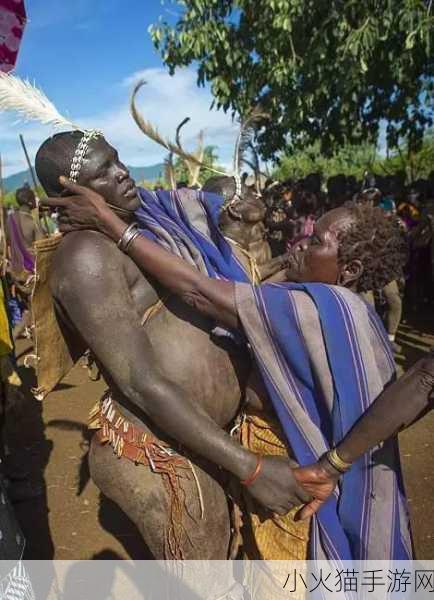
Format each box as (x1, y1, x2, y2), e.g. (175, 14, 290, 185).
(50, 230, 124, 299)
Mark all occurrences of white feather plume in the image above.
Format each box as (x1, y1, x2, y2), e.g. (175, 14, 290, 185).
(0, 72, 79, 130)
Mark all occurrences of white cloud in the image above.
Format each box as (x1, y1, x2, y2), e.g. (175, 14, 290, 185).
(90, 67, 239, 168)
(1, 67, 239, 180)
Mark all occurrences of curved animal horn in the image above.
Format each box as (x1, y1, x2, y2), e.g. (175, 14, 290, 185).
(175, 117, 190, 148)
(175, 117, 195, 184)
(130, 81, 226, 177)
(174, 117, 206, 186)
(164, 151, 176, 189)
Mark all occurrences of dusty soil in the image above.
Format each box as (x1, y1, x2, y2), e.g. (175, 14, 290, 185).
(6, 312, 434, 560)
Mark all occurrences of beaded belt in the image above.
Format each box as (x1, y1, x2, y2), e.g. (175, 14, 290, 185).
(88, 393, 197, 559)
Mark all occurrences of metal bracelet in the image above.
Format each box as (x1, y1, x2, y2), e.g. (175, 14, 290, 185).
(124, 229, 141, 252)
(117, 223, 139, 252)
(326, 448, 352, 474)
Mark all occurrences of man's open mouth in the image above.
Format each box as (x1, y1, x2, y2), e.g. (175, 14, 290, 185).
(122, 180, 137, 198)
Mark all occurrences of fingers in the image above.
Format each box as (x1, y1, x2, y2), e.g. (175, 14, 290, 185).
(296, 498, 324, 521)
(58, 176, 88, 194)
(295, 483, 313, 504)
(41, 197, 70, 209)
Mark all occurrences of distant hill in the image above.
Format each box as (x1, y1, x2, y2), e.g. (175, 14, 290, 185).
(3, 163, 165, 192)
(2, 170, 34, 193)
(128, 164, 164, 184)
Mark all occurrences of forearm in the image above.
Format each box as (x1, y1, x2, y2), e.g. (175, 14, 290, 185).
(101, 210, 238, 328)
(335, 361, 434, 464)
(258, 254, 288, 280)
(128, 374, 255, 481)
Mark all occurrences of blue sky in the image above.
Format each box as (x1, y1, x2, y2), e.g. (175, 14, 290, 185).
(1, 0, 238, 177)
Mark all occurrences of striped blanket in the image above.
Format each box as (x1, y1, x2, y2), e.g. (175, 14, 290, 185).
(135, 187, 249, 282)
(235, 282, 412, 561)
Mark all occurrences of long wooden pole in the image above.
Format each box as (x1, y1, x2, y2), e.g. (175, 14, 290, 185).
(19, 134, 49, 236)
(19, 134, 38, 191)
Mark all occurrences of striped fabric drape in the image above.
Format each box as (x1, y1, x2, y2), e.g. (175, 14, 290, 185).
(235, 282, 412, 562)
(135, 187, 250, 282)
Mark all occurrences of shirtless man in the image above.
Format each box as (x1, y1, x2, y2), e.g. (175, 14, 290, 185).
(35, 131, 308, 559)
(10, 186, 43, 250)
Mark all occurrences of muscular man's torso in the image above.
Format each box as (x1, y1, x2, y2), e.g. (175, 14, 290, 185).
(50, 231, 267, 439)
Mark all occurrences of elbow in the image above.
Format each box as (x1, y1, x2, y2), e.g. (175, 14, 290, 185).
(124, 372, 173, 425)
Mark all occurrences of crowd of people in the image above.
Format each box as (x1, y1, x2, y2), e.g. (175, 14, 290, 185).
(262, 170, 434, 351)
(0, 180, 63, 556)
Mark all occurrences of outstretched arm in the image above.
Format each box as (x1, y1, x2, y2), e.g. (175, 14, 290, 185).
(258, 254, 289, 281)
(294, 355, 434, 519)
(45, 179, 239, 329)
(334, 355, 434, 464)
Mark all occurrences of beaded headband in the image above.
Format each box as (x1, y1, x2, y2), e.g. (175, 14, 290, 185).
(69, 129, 102, 183)
(220, 173, 243, 211)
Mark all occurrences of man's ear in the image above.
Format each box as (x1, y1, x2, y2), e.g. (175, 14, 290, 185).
(338, 259, 364, 287)
(227, 202, 242, 221)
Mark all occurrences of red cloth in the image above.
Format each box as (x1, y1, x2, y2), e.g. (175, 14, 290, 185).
(0, 0, 26, 73)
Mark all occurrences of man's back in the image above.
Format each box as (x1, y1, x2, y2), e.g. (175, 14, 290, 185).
(16, 210, 43, 248)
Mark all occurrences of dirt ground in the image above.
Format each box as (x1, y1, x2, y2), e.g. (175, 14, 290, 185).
(6, 312, 434, 560)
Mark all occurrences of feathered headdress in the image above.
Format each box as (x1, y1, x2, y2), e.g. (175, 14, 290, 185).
(0, 72, 79, 130)
(130, 81, 226, 178)
(130, 80, 268, 206)
(233, 107, 269, 181)
(0, 72, 101, 182)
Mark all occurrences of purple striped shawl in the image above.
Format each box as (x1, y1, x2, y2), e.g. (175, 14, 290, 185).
(235, 282, 412, 563)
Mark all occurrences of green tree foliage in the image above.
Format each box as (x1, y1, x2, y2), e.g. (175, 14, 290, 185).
(173, 144, 223, 185)
(2, 190, 18, 208)
(151, 1, 434, 158)
(380, 130, 434, 180)
(274, 142, 378, 180)
(273, 131, 434, 181)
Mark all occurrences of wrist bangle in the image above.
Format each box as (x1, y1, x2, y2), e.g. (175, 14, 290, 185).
(326, 448, 352, 474)
(125, 229, 141, 252)
(117, 223, 139, 252)
(241, 454, 262, 486)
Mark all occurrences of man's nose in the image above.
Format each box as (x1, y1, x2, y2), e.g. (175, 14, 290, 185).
(116, 164, 130, 183)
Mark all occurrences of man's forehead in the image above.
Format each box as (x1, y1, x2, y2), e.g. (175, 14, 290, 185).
(80, 138, 117, 174)
(88, 137, 116, 158)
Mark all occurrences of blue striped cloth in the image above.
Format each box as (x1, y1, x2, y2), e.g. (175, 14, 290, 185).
(235, 282, 412, 562)
(135, 187, 249, 282)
